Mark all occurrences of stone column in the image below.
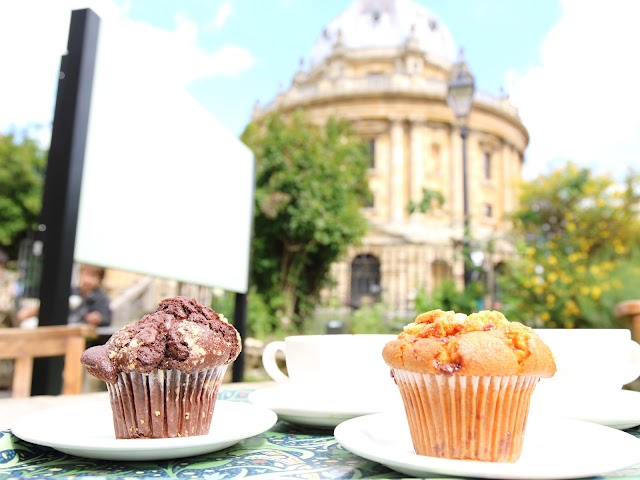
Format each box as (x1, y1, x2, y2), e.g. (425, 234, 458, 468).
(390, 117, 405, 223)
(502, 143, 513, 214)
(409, 119, 424, 222)
(448, 126, 463, 229)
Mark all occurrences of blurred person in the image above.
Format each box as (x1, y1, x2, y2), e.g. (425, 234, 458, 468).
(68, 264, 111, 327)
(0, 248, 16, 328)
(17, 263, 111, 328)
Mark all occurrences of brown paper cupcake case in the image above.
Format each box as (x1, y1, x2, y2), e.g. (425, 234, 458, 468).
(392, 369, 539, 462)
(107, 366, 227, 438)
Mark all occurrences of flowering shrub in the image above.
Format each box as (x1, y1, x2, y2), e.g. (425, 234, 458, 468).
(499, 164, 640, 328)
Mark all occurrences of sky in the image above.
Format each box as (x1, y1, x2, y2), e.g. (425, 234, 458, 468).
(0, 0, 638, 180)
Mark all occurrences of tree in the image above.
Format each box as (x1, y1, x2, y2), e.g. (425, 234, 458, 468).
(499, 163, 640, 328)
(0, 133, 46, 257)
(241, 110, 371, 334)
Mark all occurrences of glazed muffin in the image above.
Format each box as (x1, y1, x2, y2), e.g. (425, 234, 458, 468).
(81, 296, 241, 439)
(382, 309, 555, 462)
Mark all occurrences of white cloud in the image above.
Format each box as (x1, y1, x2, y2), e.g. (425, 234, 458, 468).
(0, 0, 255, 146)
(209, 45, 255, 76)
(213, 1, 233, 30)
(507, 0, 640, 180)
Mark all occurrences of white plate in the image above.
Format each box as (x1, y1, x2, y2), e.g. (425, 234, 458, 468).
(248, 383, 403, 428)
(531, 389, 640, 430)
(11, 399, 277, 461)
(335, 412, 640, 479)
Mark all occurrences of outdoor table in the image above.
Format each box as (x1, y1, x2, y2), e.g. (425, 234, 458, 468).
(1, 384, 640, 479)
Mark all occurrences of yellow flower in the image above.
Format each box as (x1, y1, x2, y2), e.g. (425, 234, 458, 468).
(540, 312, 551, 322)
(534, 286, 544, 295)
(591, 286, 602, 299)
(568, 253, 580, 263)
(548, 256, 558, 266)
(548, 272, 558, 282)
(577, 265, 586, 274)
(567, 222, 576, 232)
(546, 294, 556, 306)
(566, 300, 580, 315)
(580, 286, 590, 296)
(565, 321, 575, 329)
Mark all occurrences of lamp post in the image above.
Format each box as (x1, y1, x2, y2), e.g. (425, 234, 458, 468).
(470, 249, 485, 309)
(446, 51, 475, 289)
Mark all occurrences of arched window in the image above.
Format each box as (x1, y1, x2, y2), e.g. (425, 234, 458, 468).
(483, 151, 492, 179)
(484, 203, 493, 218)
(350, 254, 381, 308)
(368, 139, 376, 169)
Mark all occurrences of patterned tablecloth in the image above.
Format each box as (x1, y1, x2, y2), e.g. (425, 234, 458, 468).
(1, 388, 640, 479)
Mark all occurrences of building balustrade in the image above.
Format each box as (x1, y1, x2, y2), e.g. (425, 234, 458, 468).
(256, 72, 519, 119)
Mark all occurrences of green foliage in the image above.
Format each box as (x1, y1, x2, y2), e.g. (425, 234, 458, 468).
(210, 291, 235, 321)
(349, 303, 386, 334)
(577, 248, 640, 328)
(241, 110, 371, 334)
(341, 303, 407, 334)
(407, 187, 445, 215)
(499, 163, 640, 328)
(415, 280, 482, 315)
(0, 134, 46, 255)
(210, 287, 293, 340)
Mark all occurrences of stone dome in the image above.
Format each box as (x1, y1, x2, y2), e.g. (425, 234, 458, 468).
(309, 0, 457, 66)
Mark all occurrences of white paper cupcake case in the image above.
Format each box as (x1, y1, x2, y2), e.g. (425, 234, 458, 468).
(392, 369, 539, 462)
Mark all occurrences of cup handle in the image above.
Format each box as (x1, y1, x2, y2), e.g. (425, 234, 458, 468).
(262, 341, 290, 383)
(623, 340, 640, 385)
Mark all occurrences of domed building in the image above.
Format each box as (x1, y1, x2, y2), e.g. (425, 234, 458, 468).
(252, 0, 528, 314)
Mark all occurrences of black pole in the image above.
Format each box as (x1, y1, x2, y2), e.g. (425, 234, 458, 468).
(231, 154, 256, 383)
(231, 292, 247, 382)
(32, 9, 100, 396)
(461, 124, 471, 289)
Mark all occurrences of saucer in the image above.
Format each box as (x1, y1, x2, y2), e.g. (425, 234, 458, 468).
(531, 388, 640, 429)
(248, 383, 402, 428)
(11, 398, 277, 461)
(335, 411, 640, 479)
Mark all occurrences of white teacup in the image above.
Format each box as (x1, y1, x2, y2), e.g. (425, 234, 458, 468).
(262, 334, 396, 394)
(532, 328, 640, 406)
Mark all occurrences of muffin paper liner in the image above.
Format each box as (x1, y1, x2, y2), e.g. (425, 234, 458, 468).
(107, 366, 227, 438)
(392, 369, 539, 462)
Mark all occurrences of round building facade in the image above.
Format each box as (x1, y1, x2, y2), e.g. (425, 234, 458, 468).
(252, 0, 528, 315)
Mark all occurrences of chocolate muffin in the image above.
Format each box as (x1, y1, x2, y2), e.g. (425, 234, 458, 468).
(383, 309, 555, 462)
(82, 296, 241, 439)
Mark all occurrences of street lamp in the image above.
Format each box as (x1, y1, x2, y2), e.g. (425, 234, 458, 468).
(447, 50, 475, 289)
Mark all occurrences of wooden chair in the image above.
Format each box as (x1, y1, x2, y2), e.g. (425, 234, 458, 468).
(0, 325, 96, 398)
(616, 300, 640, 342)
